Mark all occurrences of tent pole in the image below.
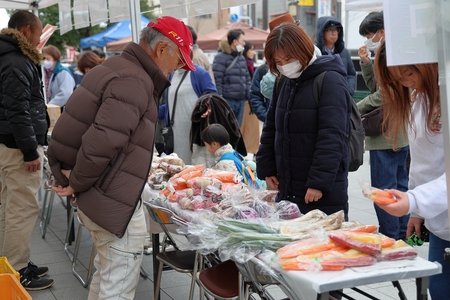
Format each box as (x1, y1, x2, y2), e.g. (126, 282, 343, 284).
(434, 0, 450, 233)
(129, 0, 141, 43)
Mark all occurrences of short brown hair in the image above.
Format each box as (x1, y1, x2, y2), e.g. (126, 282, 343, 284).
(264, 23, 315, 77)
(77, 51, 103, 74)
(42, 45, 61, 62)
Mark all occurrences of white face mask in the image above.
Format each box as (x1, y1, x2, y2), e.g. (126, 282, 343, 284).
(43, 60, 54, 70)
(276, 60, 302, 79)
(236, 44, 245, 53)
(364, 31, 383, 51)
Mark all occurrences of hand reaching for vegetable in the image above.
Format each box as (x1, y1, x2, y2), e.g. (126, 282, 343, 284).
(376, 189, 410, 217)
(305, 188, 322, 204)
(360, 179, 397, 205)
(407, 217, 424, 239)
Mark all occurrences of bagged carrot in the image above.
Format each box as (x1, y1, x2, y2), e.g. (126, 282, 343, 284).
(359, 179, 396, 205)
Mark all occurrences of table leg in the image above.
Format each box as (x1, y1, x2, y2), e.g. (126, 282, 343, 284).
(316, 292, 329, 300)
(152, 233, 160, 300)
(66, 197, 75, 244)
(416, 277, 429, 300)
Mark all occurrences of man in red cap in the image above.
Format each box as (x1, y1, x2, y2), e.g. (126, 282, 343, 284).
(47, 16, 194, 299)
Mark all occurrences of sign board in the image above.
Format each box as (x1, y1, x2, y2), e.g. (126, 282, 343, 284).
(383, 0, 437, 66)
(298, 0, 314, 7)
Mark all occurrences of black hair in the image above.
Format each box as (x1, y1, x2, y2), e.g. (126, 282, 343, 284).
(187, 25, 197, 44)
(227, 29, 244, 45)
(201, 124, 230, 146)
(243, 40, 254, 59)
(359, 11, 384, 36)
(8, 10, 38, 31)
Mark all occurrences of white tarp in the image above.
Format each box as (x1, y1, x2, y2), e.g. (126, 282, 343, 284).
(345, 0, 383, 11)
(73, 0, 90, 29)
(89, 0, 108, 26)
(384, 0, 438, 66)
(109, 0, 130, 23)
(58, 0, 72, 35)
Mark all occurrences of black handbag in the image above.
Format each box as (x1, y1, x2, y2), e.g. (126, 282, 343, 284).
(162, 71, 189, 154)
(361, 106, 384, 137)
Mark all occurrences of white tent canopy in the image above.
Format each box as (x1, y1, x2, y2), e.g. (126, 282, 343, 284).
(0, 0, 61, 10)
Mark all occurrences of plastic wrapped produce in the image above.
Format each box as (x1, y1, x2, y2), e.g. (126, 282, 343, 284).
(275, 200, 302, 220)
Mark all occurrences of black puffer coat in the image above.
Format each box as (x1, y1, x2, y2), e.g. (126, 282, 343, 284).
(212, 39, 251, 100)
(256, 55, 351, 217)
(0, 29, 47, 161)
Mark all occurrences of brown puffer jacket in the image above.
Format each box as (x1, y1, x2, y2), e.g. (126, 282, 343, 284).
(47, 43, 169, 237)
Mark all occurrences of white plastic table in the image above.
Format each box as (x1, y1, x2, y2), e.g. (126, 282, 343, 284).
(280, 257, 441, 300)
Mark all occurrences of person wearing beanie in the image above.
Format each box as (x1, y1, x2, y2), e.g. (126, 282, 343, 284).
(47, 16, 195, 299)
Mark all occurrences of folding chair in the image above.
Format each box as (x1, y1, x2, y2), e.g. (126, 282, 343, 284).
(144, 202, 198, 300)
(170, 215, 246, 300)
(235, 256, 300, 300)
(197, 257, 246, 300)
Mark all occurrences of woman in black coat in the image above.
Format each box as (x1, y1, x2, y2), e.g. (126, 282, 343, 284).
(256, 23, 352, 219)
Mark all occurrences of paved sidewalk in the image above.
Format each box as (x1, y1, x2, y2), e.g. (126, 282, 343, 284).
(26, 151, 430, 300)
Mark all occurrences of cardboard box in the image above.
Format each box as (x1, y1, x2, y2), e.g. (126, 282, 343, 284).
(46, 104, 61, 132)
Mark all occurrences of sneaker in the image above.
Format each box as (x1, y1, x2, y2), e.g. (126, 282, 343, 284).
(26, 261, 49, 277)
(19, 267, 54, 291)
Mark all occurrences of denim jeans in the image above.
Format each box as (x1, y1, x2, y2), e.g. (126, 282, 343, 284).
(370, 146, 409, 239)
(428, 232, 450, 299)
(224, 98, 245, 127)
(78, 204, 147, 300)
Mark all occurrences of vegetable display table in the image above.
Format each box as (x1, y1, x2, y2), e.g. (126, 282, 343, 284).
(280, 257, 441, 300)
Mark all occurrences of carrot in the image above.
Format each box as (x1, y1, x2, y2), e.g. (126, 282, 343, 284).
(370, 189, 394, 198)
(371, 196, 396, 205)
(283, 262, 344, 271)
(381, 237, 395, 248)
(279, 242, 336, 259)
(349, 225, 378, 233)
(321, 265, 345, 271)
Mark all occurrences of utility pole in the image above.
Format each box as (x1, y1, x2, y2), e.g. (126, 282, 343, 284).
(262, 0, 268, 30)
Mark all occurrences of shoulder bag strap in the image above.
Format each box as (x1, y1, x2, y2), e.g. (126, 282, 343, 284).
(168, 71, 189, 126)
(225, 55, 240, 73)
(313, 71, 327, 106)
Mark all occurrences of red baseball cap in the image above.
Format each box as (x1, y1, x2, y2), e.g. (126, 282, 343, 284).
(147, 16, 196, 71)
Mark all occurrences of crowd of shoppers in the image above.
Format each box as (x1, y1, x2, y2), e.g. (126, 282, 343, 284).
(1, 8, 449, 300)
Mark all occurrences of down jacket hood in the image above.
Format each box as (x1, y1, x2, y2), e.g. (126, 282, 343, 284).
(0, 28, 42, 64)
(218, 38, 233, 54)
(315, 16, 345, 54)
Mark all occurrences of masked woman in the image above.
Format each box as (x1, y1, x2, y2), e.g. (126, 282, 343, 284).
(42, 45, 75, 107)
(256, 23, 353, 219)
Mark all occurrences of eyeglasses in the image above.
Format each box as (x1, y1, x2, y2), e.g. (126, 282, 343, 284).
(326, 27, 340, 34)
(171, 47, 186, 69)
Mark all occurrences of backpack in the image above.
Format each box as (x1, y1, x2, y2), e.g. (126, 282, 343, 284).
(312, 71, 364, 172)
(217, 150, 259, 186)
